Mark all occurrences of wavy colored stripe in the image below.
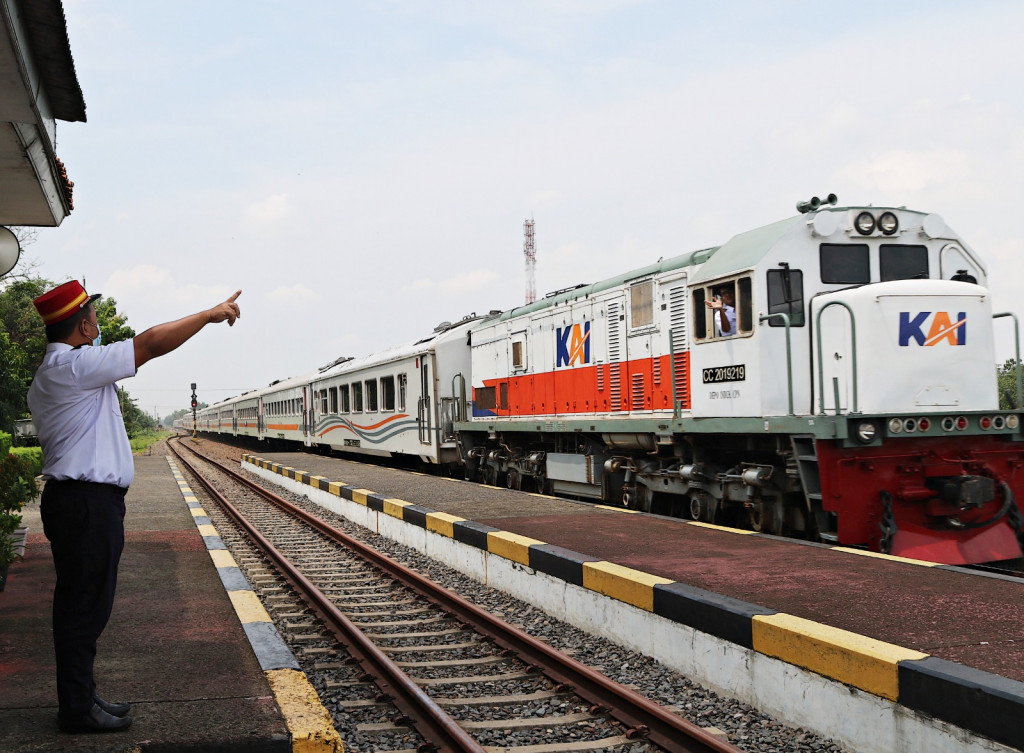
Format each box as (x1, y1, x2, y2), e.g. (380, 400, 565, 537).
(327, 414, 410, 432)
(316, 416, 417, 442)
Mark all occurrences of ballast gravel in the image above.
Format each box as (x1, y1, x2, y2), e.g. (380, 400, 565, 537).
(196, 440, 850, 752)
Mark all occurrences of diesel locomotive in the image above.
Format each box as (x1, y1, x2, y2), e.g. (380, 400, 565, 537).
(197, 197, 1024, 565)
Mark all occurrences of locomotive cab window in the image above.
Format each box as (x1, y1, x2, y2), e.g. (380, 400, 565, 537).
(880, 244, 929, 281)
(766, 268, 805, 326)
(820, 243, 869, 284)
(693, 276, 752, 340)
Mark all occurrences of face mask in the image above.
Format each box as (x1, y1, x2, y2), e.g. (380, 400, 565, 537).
(86, 320, 101, 347)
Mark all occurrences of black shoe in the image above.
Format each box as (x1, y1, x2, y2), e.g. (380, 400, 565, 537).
(94, 695, 131, 717)
(59, 703, 133, 733)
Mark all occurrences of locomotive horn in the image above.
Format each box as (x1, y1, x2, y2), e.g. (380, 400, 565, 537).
(796, 196, 821, 214)
(796, 193, 838, 214)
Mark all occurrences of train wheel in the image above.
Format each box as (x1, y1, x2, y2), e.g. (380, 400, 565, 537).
(749, 499, 785, 535)
(748, 499, 766, 532)
(507, 469, 520, 491)
(624, 486, 652, 513)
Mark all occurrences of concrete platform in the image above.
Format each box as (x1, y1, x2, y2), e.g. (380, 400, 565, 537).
(243, 447, 1024, 753)
(0, 451, 319, 752)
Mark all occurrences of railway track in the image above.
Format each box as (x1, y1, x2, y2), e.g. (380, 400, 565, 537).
(170, 437, 741, 753)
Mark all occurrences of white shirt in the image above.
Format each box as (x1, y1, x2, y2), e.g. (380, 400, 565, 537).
(27, 340, 138, 488)
(715, 304, 737, 337)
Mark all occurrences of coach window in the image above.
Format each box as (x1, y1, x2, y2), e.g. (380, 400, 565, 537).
(319, 389, 328, 414)
(329, 387, 338, 413)
(340, 384, 350, 413)
(820, 243, 869, 284)
(381, 375, 395, 412)
(352, 382, 363, 412)
(365, 379, 378, 412)
(766, 268, 805, 326)
(880, 244, 929, 281)
(629, 279, 654, 329)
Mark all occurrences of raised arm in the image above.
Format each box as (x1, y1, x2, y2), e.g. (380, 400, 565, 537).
(133, 290, 241, 369)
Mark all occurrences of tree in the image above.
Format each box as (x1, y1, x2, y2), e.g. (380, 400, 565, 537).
(0, 277, 50, 374)
(117, 388, 157, 439)
(997, 359, 1023, 409)
(0, 277, 51, 431)
(0, 331, 26, 436)
(94, 296, 135, 344)
(0, 275, 147, 438)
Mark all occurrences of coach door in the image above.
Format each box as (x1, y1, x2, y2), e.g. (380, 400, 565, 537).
(302, 386, 312, 445)
(417, 357, 432, 445)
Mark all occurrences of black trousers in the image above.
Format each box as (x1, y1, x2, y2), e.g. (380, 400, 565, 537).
(40, 480, 127, 717)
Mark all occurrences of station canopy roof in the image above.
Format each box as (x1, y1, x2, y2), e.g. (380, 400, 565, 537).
(0, 0, 85, 227)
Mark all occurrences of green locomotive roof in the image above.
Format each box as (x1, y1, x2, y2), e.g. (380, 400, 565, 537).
(496, 213, 810, 323)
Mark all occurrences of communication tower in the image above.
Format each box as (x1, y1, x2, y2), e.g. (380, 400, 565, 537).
(524, 217, 536, 304)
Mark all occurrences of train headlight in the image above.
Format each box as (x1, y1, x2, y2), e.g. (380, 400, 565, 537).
(1007, 415, 1020, 430)
(888, 417, 903, 434)
(855, 211, 876, 235)
(855, 420, 878, 443)
(878, 211, 899, 235)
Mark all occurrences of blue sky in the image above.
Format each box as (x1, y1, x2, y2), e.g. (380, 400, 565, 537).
(20, 0, 1024, 417)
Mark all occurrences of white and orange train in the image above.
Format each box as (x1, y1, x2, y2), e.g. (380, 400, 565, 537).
(198, 197, 1024, 565)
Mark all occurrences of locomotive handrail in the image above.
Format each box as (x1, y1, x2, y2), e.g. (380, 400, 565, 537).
(669, 328, 679, 419)
(759, 312, 794, 415)
(450, 372, 467, 428)
(993, 312, 1023, 409)
(815, 301, 859, 415)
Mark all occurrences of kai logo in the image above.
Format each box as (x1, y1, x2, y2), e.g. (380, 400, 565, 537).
(898, 311, 967, 346)
(556, 321, 591, 367)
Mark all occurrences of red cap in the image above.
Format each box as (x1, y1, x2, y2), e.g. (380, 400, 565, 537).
(33, 280, 100, 325)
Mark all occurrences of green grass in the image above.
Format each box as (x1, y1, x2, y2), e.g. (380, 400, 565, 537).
(130, 429, 173, 454)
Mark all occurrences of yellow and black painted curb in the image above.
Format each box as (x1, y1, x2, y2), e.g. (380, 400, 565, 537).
(243, 453, 1024, 752)
(169, 458, 343, 753)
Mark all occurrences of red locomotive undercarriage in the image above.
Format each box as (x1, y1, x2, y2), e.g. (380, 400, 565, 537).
(816, 435, 1024, 564)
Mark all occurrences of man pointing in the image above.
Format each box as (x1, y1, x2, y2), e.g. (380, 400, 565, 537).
(27, 281, 241, 734)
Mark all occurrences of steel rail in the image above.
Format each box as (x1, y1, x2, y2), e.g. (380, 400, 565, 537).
(175, 438, 741, 753)
(170, 440, 485, 753)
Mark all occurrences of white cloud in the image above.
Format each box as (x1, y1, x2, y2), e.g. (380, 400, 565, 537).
(242, 194, 292, 225)
(268, 284, 321, 306)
